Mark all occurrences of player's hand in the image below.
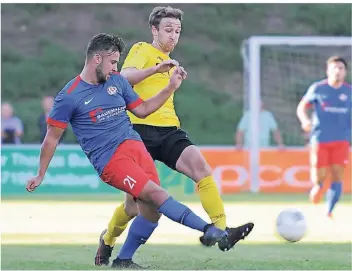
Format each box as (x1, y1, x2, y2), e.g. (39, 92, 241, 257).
(26, 175, 43, 192)
(169, 66, 187, 90)
(301, 120, 312, 132)
(156, 59, 179, 73)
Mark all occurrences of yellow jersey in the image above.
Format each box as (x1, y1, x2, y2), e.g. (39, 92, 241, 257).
(122, 42, 180, 127)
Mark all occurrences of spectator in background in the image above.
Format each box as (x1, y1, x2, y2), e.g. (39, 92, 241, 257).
(1, 102, 24, 144)
(235, 101, 284, 149)
(38, 96, 66, 143)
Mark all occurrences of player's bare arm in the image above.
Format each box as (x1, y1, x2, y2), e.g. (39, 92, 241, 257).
(273, 130, 284, 147)
(26, 125, 65, 192)
(121, 59, 179, 86)
(296, 100, 312, 132)
(130, 66, 186, 118)
(235, 131, 244, 149)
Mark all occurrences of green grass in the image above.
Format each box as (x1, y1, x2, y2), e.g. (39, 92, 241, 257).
(2, 196, 351, 270)
(2, 243, 351, 270)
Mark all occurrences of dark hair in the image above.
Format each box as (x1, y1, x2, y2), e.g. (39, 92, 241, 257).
(148, 6, 183, 29)
(327, 56, 348, 69)
(86, 33, 125, 58)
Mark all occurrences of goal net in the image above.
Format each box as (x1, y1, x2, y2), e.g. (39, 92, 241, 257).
(241, 36, 351, 192)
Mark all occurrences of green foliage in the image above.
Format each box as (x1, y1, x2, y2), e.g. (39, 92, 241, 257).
(290, 4, 352, 36)
(2, 41, 81, 101)
(2, 41, 239, 144)
(175, 81, 243, 144)
(2, 4, 351, 144)
(2, 42, 81, 143)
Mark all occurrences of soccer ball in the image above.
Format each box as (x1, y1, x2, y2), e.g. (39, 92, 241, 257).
(276, 208, 307, 242)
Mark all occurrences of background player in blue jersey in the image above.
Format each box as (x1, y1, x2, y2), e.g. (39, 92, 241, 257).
(297, 56, 351, 218)
(25, 33, 229, 268)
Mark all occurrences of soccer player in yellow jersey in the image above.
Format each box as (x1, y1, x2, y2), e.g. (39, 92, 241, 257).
(95, 6, 254, 266)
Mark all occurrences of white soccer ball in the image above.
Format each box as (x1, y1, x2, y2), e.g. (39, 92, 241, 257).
(276, 208, 307, 242)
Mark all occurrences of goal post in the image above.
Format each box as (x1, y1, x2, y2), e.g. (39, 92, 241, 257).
(241, 36, 352, 193)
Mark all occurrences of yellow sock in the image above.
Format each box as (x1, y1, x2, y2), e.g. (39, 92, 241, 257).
(198, 176, 227, 230)
(103, 203, 133, 246)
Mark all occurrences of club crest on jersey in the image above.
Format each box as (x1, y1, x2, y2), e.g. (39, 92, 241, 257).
(107, 86, 118, 95)
(339, 93, 347, 101)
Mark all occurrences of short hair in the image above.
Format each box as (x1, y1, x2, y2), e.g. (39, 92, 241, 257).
(148, 6, 183, 29)
(86, 33, 125, 58)
(327, 56, 348, 69)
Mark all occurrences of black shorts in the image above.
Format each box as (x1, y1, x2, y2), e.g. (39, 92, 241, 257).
(133, 124, 194, 170)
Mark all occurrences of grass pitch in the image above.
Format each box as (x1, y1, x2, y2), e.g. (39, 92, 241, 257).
(1, 193, 351, 270)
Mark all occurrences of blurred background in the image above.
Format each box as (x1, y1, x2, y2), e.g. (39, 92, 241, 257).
(1, 3, 351, 194)
(1, 3, 352, 269)
(2, 3, 351, 144)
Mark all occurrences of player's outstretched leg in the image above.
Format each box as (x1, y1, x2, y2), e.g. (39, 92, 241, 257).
(217, 223, 255, 251)
(139, 180, 228, 247)
(110, 183, 228, 269)
(157, 196, 228, 246)
(175, 145, 254, 250)
(175, 146, 227, 230)
(199, 223, 254, 251)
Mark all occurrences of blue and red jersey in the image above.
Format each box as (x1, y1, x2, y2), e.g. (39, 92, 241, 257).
(301, 79, 351, 144)
(47, 73, 143, 175)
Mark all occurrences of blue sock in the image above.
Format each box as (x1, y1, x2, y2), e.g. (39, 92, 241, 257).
(327, 181, 342, 214)
(118, 215, 158, 260)
(158, 196, 208, 232)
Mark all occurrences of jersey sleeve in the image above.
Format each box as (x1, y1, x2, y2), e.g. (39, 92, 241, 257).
(121, 77, 144, 110)
(301, 83, 318, 105)
(121, 42, 148, 70)
(47, 91, 75, 129)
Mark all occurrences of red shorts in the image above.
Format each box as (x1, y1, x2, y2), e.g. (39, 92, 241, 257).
(310, 141, 350, 168)
(100, 140, 160, 198)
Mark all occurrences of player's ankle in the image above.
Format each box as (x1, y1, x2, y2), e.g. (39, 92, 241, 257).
(202, 223, 214, 232)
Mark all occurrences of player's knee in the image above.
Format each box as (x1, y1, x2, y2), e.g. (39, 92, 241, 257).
(192, 159, 212, 182)
(311, 167, 326, 184)
(148, 187, 169, 207)
(124, 197, 139, 218)
(139, 180, 169, 207)
(314, 175, 326, 185)
(331, 166, 344, 181)
(316, 174, 325, 184)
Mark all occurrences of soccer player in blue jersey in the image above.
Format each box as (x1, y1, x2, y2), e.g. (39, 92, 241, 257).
(95, 8, 254, 267)
(25, 33, 229, 268)
(297, 56, 351, 218)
